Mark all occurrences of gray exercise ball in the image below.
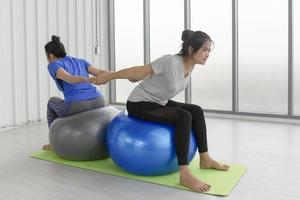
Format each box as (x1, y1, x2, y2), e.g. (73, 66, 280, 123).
(49, 106, 120, 161)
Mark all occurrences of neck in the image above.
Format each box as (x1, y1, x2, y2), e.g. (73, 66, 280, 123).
(50, 57, 61, 63)
(182, 55, 195, 72)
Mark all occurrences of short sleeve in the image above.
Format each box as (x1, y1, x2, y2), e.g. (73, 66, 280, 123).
(47, 62, 61, 79)
(47, 62, 63, 91)
(79, 58, 91, 70)
(150, 55, 172, 75)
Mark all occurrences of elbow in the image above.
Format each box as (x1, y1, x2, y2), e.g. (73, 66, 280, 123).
(132, 66, 146, 80)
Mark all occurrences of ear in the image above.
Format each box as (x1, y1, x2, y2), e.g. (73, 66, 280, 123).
(48, 53, 55, 61)
(188, 46, 194, 55)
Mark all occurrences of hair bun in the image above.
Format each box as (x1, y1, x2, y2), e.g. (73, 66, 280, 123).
(181, 29, 194, 42)
(51, 35, 60, 43)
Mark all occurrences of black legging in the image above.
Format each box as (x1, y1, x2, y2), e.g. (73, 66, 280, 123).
(126, 100, 208, 165)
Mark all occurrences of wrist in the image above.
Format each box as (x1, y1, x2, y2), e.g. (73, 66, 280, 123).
(83, 77, 89, 83)
(107, 72, 115, 81)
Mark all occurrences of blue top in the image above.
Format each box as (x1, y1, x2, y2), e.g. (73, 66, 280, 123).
(47, 56, 101, 102)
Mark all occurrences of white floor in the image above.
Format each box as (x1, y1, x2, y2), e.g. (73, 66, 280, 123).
(1, 117, 300, 200)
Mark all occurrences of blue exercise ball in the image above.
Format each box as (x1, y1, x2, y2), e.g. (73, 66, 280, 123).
(106, 111, 197, 176)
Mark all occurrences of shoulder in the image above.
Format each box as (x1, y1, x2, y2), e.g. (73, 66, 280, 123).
(150, 54, 174, 75)
(152, 54, 173, 65)
(64, 55, 75, 61)
(160, 54, 173, 61)
(48, 56, 71, 72)
(48, 61, 59, 69)
(62, 55, 84, 62)
(69, 56, 90, 65)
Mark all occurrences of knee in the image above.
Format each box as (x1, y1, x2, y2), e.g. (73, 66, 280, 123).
(48, 96, 61, 102)
(177, 110, 192, 124)
(189, 104, 204, 119)
(47, 97, 64, 110)
(194, 105, 204, 113)
(48, 97, 62, 106)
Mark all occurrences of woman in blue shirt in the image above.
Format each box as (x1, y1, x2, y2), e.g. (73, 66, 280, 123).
(43, 35, 109, 150)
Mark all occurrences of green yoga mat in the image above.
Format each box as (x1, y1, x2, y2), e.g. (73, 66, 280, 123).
(31, 150, 246, 196)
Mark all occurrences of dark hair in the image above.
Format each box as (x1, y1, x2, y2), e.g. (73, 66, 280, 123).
(178, 29, 212, 56)
(44, 35, 67, 58)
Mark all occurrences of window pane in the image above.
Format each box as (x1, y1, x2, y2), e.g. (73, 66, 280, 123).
(191, 0, 232, 110)
(150, 0, 185, 102)
(238, 0, 288, 114)
(294, 0, 300, 116)
(115, 0, 143, 103)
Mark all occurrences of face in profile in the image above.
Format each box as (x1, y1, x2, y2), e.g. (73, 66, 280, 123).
(192, 41, 212, 65)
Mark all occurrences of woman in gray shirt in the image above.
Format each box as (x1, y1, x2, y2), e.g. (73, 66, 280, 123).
(90, 30, 229, 193)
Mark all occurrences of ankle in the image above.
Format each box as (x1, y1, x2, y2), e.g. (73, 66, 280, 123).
(200, 152, 210, 161)
(180, 165, 192, 175)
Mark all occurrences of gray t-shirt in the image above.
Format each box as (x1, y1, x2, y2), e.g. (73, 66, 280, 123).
(127, 54, 191, 105)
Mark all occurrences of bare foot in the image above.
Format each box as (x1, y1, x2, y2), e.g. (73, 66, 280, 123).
(200, 154, 229, 171)
(42, 144, 52, 151)
(180, 166, 211, 193)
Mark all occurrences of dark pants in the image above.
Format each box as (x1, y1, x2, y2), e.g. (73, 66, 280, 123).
(126, 100, 208, 165)
(47, 96, 105, 128)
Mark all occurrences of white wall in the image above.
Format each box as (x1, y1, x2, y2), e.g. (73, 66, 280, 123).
(0, 0, 109, 129)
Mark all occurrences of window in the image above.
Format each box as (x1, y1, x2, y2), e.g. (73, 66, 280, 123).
(238, 0, 288, 114)
(150, 0, 185, 102)
(111, 0, 299, 120)
(191, 0, 232, 110)
(294, 0, 300, 115)
(114, 0, 143, 103)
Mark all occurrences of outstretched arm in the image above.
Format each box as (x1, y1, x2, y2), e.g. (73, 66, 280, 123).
(89, 64, 153, 85)
(87, 66, 112, 76)
(56, 68, 89, 83)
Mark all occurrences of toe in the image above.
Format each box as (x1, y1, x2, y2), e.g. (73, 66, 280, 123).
(222, 164, 230, 171)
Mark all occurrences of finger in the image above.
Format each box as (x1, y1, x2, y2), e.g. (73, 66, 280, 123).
(206, 184, 211, 191)
(202, 186, 208, 192)
(199, 186, 206, 192)
(224, 164, 230, 169)
(196, 187, 203, 192)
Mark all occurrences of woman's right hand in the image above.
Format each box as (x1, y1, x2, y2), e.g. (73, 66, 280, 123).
(89, 74, 111, 85)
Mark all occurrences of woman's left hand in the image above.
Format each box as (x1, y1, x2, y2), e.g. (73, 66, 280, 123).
(89, 74, 111, 85)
